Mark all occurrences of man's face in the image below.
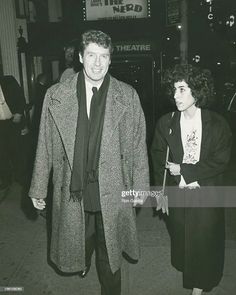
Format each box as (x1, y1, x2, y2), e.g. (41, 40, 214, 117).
(174, 80, 196, 112)
(79, 42, 111, 85)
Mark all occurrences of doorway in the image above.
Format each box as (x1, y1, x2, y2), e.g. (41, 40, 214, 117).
(110, 54, 156, 147)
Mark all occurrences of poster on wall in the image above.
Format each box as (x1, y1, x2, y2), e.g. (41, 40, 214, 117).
(84, 0, 151, 21)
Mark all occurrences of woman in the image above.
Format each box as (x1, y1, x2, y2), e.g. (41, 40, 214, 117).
(151, 64, 232, 295)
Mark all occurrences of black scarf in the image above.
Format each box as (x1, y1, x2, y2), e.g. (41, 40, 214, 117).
(70, 71, 110, 202)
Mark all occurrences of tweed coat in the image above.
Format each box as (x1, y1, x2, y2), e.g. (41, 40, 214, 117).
(151, 109, 232, 290)
(29, 73, 149, 273)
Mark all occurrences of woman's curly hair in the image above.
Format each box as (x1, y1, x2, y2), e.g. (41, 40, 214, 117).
(162, 64, 215, 108)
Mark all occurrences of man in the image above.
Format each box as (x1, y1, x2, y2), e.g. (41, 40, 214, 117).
(0, 74, 25, 190)
(151, 64, 232, 295)
(59, 39, 79, 83)
(29, 30, 149, 294)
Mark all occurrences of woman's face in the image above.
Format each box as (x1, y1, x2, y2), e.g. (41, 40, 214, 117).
(174, 80, 196, 112)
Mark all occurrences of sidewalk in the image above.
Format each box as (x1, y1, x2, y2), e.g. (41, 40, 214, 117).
(0, 183, 236, 295)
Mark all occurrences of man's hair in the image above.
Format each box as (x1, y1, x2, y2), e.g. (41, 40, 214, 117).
(162, 64, 215, 108)
(79, 30, 113, 55)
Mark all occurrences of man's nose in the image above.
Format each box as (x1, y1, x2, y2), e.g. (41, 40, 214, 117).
(95, 56, 101, 66)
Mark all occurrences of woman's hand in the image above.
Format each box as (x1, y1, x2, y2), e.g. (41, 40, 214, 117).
(166, 161, 181, 176)
(12, 113, 22, 123)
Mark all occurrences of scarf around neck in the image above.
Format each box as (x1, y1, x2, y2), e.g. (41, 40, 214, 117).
(70, 71, 110, 202)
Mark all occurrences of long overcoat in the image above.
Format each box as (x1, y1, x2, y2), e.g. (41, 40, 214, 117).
(29, 73, 149, 274)
(151, 109, 232, 290)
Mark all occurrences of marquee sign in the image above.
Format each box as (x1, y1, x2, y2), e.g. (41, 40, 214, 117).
(83, 0, 151, 21)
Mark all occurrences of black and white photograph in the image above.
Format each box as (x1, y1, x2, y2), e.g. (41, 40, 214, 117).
(0, 0, 236, 294)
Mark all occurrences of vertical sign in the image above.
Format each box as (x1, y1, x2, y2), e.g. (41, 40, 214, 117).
(166, 0, 180, 26)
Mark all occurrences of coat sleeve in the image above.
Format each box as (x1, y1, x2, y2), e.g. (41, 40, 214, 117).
(132, 89, 150, 194)
(180, 116, 232, 184)
(150, 117, 167, 186)
(29, 88, 53, 199)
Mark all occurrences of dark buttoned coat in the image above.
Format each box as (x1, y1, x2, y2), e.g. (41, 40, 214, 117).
(29, 73, 149, 273)
(151, 109, 232, 290)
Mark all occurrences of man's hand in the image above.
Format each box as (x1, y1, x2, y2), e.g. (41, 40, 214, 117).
(166, 161, 181, 176)
(31, 198, 46, 210)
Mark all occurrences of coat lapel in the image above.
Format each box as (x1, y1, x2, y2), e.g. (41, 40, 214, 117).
(48, 74, 128, 168)
(100, 77, 128, 162)
(49, 74, 78, 169)
(167, 111, 184, 163)
(200, 109, 212, 160)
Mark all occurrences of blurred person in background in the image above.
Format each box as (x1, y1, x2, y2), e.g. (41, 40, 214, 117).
(31, 72, 51, 147)
(59, 39, 80, 82)
(0, 74, 26, 190)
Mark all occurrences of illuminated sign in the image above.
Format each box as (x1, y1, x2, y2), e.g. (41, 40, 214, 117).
(84, 0, 151, 21)
(206, 0, 214, 20)
(113, 41, 154, 53)
(115, 44, 151, 52)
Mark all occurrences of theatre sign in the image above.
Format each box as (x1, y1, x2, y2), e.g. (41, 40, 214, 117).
(84, 0, 151, 21)
(114, 43, 151, 52)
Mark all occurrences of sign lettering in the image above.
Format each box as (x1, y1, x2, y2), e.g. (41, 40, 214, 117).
(113, 4, 142, 13)
(114, 44, 151, 52)
(85, 0, 150, 21)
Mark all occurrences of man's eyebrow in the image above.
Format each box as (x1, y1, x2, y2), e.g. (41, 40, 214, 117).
(175, 85, 186, 89)
(86, 51, 109, 56)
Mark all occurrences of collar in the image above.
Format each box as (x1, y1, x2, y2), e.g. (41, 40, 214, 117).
(84, 72, 103, 91)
